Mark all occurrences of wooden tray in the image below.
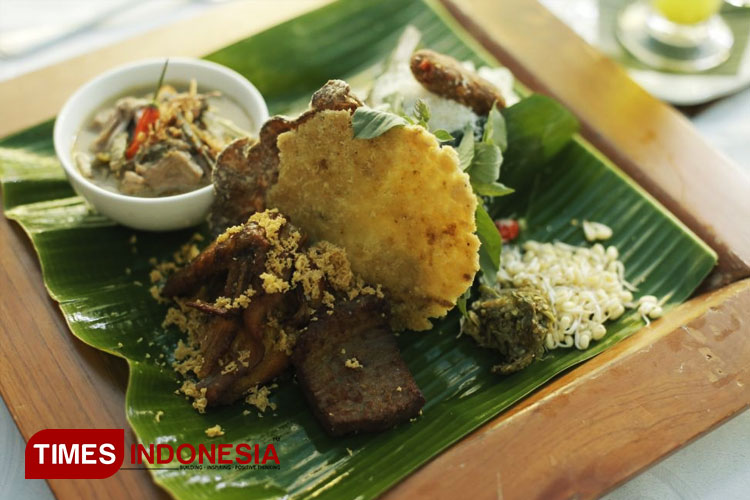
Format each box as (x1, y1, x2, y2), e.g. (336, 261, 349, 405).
(1, 1, 748, 499)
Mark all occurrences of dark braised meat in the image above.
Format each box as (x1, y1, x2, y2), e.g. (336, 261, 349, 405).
(162, 220, 272, 299)
(292, 296, 425, 436)
(163, 213, 304, 406)
(209, 79, 362, 234)
(410, 49, 506, 115)
(194, 294, 295, 405)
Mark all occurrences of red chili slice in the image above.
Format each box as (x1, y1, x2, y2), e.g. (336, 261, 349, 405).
(495, 218, 519, 243)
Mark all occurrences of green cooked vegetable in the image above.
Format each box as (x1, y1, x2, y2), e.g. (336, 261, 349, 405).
(462, 286, 556, 374)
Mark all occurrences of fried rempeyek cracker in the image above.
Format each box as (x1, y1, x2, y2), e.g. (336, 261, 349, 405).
(267, 109, 479, 331)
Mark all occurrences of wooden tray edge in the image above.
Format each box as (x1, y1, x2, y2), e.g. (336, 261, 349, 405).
(0, 1, 748, 499)
(386, 278, 750, 499)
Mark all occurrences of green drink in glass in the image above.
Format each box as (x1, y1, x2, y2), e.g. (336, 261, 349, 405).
(617, 0, 733, 72)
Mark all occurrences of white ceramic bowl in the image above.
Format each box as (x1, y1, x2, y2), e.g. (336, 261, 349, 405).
(53, 57, 268, 231)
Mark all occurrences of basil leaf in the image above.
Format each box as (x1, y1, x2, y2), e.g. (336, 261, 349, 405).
(467, 143, 502, 184)
(352, 107, 408, 139)
(475, 204, 501, 285)
(483, 102, 508, 152)
(433, 129, 454, 142)
(413, 99, 431, 127)
(499, 94, 578, 188)
(471, 181, 515, 197)
(456, 126, 475, 171)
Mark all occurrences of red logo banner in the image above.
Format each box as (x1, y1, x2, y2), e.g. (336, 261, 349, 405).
(25, 429, 125, 479)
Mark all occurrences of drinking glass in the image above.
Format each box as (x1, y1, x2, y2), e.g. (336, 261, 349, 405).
(616, 0, 734, 72)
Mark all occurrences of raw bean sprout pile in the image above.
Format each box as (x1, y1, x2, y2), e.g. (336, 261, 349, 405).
(497, 235, 663, 351)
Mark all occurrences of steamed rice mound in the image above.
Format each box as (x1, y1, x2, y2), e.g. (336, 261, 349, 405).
(267, 109, 479, 331)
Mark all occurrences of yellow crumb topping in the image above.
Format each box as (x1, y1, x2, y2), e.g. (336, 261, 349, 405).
(149, 285, 167, 304)
(249, 209, 285, 240)
(204, 424, 224, 438)
(244, 385, 277, 413)
(345, 357, 363, 369)
(260, 272, 290, 294)
(213, 288, 256, 310)
(172, 242, 200, 265)
(181, 381, 208, 413)
(163, 307, 188, 332)
(221, 361, 239, 375)
(216, 224, 243, 244)
(238, 350, 253, 367)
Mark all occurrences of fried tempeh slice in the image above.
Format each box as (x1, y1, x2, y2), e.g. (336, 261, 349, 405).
(292, 296, 425, 436)
(410, 49, 506, 115)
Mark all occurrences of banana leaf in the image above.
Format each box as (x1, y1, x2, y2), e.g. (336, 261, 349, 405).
(0, 0, 716, 499)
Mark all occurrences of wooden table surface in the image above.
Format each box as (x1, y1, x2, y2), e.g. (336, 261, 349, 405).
(1, 1, 749, 499)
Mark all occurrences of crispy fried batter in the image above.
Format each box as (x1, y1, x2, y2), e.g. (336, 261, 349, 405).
(410, 49, 506, 115)
(267, 110, 479, 331)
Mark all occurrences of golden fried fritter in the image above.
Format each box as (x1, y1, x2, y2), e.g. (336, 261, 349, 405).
(267, 109, 479, 331)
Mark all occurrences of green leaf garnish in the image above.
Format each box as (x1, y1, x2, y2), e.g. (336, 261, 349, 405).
(352, 107, 408, 139)
(498, 94, 578, 191)
(456, 126, 475, 171)
(483, 102, 508, 152)
(471, 181, 514, 197)
(413, 99, 431, 128)
(475, 204, 501, 285)
(467, 143, 502, 184)
(432, 129, 454, 142)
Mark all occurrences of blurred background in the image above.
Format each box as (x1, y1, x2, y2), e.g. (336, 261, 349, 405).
(0, 1, 748, 499)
